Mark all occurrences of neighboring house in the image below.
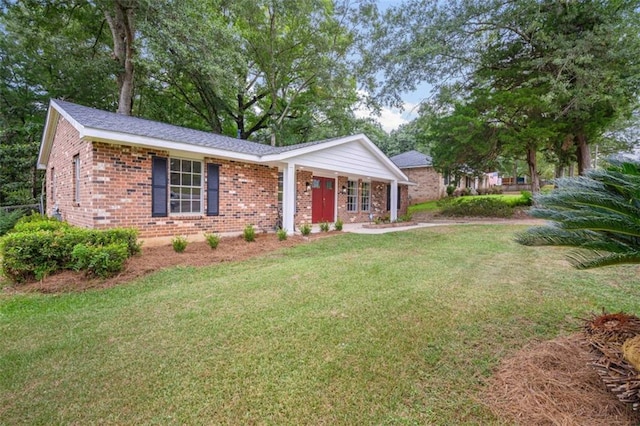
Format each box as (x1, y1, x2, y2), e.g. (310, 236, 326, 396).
(37, 100, 411, 239)
(390, 150, 445, 203)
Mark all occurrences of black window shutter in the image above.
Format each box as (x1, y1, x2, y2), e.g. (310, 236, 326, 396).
(386, 184, 401, 210)
(207, 163, 219, 216)
(152, 157, 168, 217)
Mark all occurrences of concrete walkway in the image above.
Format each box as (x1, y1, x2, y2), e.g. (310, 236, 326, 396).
(334, 218, 544, 235)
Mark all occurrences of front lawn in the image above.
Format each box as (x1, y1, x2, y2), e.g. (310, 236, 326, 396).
(1, 225, 638, 424)
(408, 193, 527, 215)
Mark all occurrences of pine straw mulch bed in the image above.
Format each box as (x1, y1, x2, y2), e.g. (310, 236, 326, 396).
(482, 334, 639, 425)
(1, 232, 338, 294)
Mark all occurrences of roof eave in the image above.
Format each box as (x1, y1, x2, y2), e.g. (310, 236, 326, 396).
(83, 128, 263, 163)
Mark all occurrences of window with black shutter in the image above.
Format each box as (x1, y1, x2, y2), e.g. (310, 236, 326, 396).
(152, 157, 168, 217)
(207, 163, 219, 216)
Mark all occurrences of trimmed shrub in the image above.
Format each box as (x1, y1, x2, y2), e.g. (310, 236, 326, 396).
(300, 223, 312, 236)
(12, 215, 69, 233)
(0, 209, 25, 236)
(243, 224, 256, 242)
(0, 226, 140, 283)
(319, 222, 330, 232)
(334, 219, 343, 231)
(277, 228, 287, 241)
(205, 233, 220, 249)
(172, 236, 188, 253)
(440, 197, 513, 218)
(72, 243, 129, 278)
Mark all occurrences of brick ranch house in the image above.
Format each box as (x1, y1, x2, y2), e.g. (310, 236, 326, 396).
(390, 150, 445, 203)
(37, 100, 411, 240)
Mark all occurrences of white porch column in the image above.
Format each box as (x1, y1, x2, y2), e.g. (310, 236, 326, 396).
(282, 163, 296, 235)
(390, 180, 398, 221)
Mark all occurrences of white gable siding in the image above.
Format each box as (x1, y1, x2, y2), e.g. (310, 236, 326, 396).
(291, 141, 397, 180)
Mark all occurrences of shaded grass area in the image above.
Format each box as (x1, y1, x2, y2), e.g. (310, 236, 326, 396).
(2, 225, 639, 424)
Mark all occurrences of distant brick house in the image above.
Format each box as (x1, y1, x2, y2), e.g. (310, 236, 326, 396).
(37, 100, 411, 240)
(390, 150, 445, 203)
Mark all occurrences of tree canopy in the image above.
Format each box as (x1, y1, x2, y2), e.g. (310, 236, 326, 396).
(360, 0, 640, 189)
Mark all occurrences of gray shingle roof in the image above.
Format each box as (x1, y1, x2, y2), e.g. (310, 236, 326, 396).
(54, 99, 285, 156)
(389, 150, 433, 168)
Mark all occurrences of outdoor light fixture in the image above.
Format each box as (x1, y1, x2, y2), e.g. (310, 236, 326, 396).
(341, 185, 347, 194)
(305, 182, 311, 191)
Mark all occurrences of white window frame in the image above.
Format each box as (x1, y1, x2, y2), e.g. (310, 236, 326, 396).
(347, 180, 358, 212)
(169, 157, 203, 215)
(360, 181, 371, 212)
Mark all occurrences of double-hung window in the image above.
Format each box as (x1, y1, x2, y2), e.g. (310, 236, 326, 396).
(360, 181, 371, 211)
(347, 180, 358, 212)
(169, 158, 202, 214)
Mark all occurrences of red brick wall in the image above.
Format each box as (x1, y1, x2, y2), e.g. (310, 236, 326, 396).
(89, 143, 280, 238)
(46, 116, 408, 237)
(403, 166, 445, 203)
(46, 117, 94, 228)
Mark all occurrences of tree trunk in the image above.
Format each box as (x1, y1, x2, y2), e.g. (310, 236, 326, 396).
(575, 132, 591, 175)
(104, 1, 135, 115)
(526, 146, 540, 193)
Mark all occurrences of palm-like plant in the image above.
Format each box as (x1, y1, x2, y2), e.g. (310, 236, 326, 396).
(516, 160, 640, 269)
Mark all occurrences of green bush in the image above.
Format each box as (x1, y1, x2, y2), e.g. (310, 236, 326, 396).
(172, 236, 188, 253)
(0, 209, 25, 236)
(319, 222, 330, 232)
(334, 219, 343, 231)
(243, 224, 256, 242)
(439, 197, 513, 218)
(300, 223, 312, 236)
(398, 212, 413, 222)
(205, 233, 220, 249)
(446, 184, 456, 197)
(72, 243, 129, 278)
(10, 213, 69, 233)
(0, 225, 140, 283)
(277, 228, 287, 241)
(519, 190, 533, 206)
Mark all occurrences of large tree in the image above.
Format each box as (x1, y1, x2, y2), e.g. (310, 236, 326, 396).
(360, 0, 640, 177)
(0, 0, 117, 205)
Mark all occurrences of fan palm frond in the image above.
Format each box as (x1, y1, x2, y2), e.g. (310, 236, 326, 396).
(516, 160, 640, 269)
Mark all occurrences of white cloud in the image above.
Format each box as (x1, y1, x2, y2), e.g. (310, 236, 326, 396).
(354, 103, 419, 133)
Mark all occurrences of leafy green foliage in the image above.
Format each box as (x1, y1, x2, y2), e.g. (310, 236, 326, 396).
(71, 243, 129, 278)
(171, 236, 188, 253)
(0, 223, 139, 283)
(205, 233, 220, 249)
(0, 209, 25, 236)
(516, 160, 640, 269)
(334, 219, 343, 231)
(439, 198, 513, 218)
(243, 224, 256, 242)
(277, 228, 287, 241)
(319, 222, 330, 232)
(300, 223, 312, 236)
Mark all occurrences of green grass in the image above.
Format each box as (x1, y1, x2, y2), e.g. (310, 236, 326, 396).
(2, 225, 639, 424)
(409, 194, 527, 215)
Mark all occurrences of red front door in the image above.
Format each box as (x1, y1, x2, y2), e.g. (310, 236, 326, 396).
(311, 177, 335, 223)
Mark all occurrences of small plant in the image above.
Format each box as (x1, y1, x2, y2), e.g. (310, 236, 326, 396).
(172, 235, 188, 253)
(243, 224, 256, 242)
(319, 221, 330, 232)
(334, 218, 343, 231)
(277, 228, 287, 241)
(204, 233, 220, 249)
(300, 223, 312, 236)
(0, 208, 24, 236)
